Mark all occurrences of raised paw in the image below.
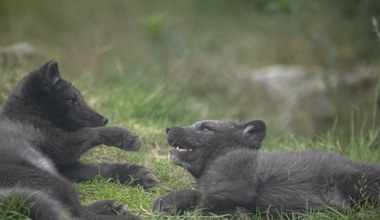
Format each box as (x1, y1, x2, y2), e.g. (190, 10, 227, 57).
(120, 134, 141, 151)
(101, 127, 142, 151)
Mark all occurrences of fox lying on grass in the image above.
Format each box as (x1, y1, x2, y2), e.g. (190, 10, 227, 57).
(0, 61, 156, 219)
(153, 119, 380, 216)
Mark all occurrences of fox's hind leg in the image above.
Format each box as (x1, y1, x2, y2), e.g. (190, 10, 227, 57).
(52, 126, 157, 188)
(45, 125, 157, 188)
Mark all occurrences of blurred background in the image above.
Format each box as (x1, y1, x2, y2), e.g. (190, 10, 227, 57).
(1, 0, 380, 138)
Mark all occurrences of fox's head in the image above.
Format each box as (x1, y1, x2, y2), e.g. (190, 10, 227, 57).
(3, 60, 108, 131)
(165, 119, 266, 178)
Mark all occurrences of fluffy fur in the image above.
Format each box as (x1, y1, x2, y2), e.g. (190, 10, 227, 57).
(152, 119, 380, 216)
(0, 60, 153, 219)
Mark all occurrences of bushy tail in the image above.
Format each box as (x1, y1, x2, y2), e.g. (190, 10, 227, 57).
(0, 188, 71, 220)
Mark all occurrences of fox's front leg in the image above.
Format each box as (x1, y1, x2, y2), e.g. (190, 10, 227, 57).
(152, 189, 205, 214)
(93, 126, 142, 151)
(62, 126, 141, 161)
(49, 126, 141, 168)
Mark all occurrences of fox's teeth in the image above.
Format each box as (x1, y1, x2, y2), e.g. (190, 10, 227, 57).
(175, 146, 190, 152)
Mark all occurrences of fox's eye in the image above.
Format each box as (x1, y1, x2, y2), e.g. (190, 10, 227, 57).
(67, 98, 78, 104)
(199, 125, 211, 131)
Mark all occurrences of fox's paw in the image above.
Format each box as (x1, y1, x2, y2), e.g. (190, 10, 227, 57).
(102, 127, 142, 151)
(152, 194, 176, 214)
(87, 200, 130, 215)
(87, 200, 141, 219)
(119, 133, 141, 151)
(152, 189, 201, 215)
(131, 166, 158, 188)
(118, 165, 158, 188)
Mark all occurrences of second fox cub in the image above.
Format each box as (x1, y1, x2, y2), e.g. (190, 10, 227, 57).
(153, 119, 380, 215)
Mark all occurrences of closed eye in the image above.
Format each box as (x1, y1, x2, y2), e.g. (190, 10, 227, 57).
(66, 98, 78, 104)
(198, 125, 213, 132)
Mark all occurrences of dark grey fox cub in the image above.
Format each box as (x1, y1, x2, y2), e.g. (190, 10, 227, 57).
(152, 119, 380, 215)
(0, 61, 155, 219)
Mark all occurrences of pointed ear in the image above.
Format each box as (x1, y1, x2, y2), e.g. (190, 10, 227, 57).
(242, 120, 266, 149)
(243, 120, 266, 134)
(39, 60, 60, 88)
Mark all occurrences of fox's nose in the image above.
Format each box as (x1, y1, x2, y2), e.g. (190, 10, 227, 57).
(166, 127, 171, 134)
(103, 117, 109, 125)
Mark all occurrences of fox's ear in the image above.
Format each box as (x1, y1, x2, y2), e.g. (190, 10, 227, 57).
(243, 120, 266, 134)
(242, 120, 266, 149)
(39, 60, 60, 88)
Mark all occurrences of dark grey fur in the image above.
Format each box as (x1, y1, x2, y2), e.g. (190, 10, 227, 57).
(152, 119, 380, 215)
(0, 61, 155, 219)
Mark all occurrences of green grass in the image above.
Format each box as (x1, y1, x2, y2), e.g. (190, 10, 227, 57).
(0, 64, 380, 219)
(0, 1, 379, 218)
(0, 192, 32, 220)
(67, 67, 380, 219)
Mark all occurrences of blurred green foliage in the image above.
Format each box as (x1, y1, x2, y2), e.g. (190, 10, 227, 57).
(0, 0, 379, 69)
(1, 2, 380, 218)
(1, 0, 380, 136)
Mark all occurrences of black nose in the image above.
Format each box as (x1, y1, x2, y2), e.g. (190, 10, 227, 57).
(166, 127, 171, 134)
(103, 117, 109, 125)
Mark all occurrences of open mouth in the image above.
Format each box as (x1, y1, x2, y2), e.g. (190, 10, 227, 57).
(170, 142, 193, 152)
